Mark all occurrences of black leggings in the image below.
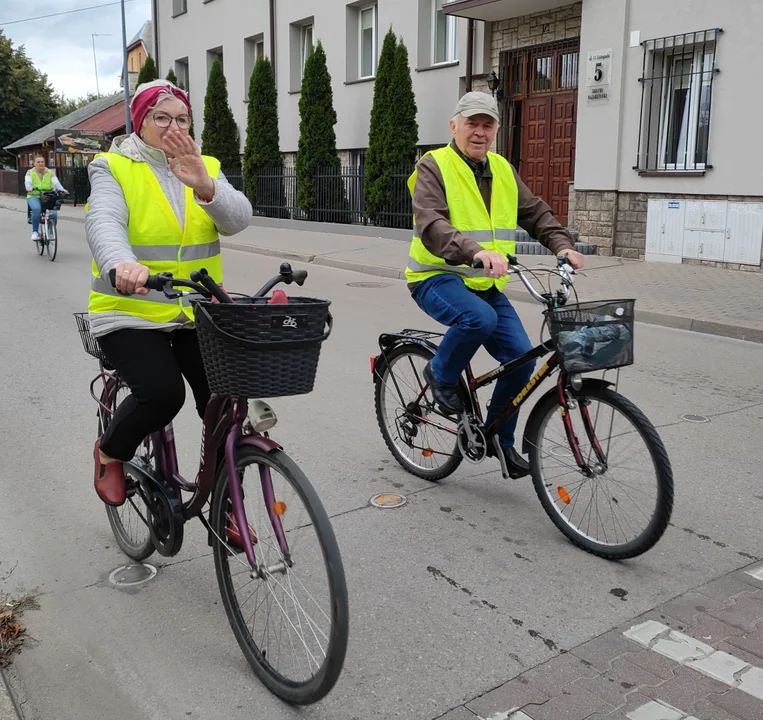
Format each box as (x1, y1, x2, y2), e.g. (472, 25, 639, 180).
(98, 328, 211, 461)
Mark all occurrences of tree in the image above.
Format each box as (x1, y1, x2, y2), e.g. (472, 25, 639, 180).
(201, 58, 240, 170)
(0, 30, 59, 165)
(295, 41, 349, 223)
(165, 68, 179, 87)
(243, 57, 287, 217)
(364, 28, 397, 226)
(136, 54, 158, 86)
(384, 39, 418, 229)
(54, 92, 100, 118)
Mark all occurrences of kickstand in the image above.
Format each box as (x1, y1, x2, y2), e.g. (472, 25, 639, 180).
(492, 435, 510, 480)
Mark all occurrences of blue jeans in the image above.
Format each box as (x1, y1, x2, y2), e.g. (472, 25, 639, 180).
(412, 274, 534, 448)
(27, 197, 58, 233)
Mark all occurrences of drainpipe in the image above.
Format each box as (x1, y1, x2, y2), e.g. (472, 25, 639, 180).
(465, 18, 474, 92)
(152, 0, 159, 73)
(269, 0, 277, 78)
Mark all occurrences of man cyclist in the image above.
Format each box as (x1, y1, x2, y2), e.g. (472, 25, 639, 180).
(406, 91, 585, 478)
(25, 155, 68, 241)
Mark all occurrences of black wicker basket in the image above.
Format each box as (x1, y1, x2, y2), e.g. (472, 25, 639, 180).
(193, 297, 333, 398)
(73, 312, 113, 369)
(544, 299, 635, 374)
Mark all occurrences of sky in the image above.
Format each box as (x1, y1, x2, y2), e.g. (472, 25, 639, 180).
(1, 0, 152, 100)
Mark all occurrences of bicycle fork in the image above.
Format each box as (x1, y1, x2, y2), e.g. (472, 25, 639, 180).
(557, 376, 608, 476)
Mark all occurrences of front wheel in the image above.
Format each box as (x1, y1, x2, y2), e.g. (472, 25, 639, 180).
(525, 383, 673, 560)
(46, 217, 57, 261)
(36, 223, 45, 256)
(210, 445, 349, 705)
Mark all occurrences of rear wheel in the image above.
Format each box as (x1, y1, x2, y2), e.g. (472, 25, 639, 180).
(374, 343, 462, 481)
(100, 377, 155, 562)
(46, 217, 57, 261)
(210, 446, 349, 704)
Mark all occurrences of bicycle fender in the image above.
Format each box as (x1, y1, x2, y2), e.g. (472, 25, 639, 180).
(238, 434, 282, 453)
(373, 336, 439, 382)
(521, 378, 615, 456)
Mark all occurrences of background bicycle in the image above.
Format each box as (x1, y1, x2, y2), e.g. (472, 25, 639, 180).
(74, 263, 349, 705)
(372, 255, 674, 560)
(30, 190, 65, 261)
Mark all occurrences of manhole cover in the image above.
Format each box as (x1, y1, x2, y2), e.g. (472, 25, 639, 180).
(109, 563, 158, 587)
(346, 282, 392, 288)
(680, 414, 710, 424)
(369, 493, 408, 509)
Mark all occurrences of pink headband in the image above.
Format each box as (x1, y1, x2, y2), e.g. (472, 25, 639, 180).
(130, 83, 192, 135)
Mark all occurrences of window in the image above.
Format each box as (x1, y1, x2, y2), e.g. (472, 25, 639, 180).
(172, 0, 187, 17)
(244, 34, 265, 96)
(636, 29, 719, 172)
(301, 24, 314, 77)
(359, 5, 378, 78)
(432, 0, 458, 65)
(207, 47, 223, 78)
(175, 58, 189, 92)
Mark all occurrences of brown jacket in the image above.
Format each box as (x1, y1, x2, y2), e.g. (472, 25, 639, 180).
(410, 141, 574, 286)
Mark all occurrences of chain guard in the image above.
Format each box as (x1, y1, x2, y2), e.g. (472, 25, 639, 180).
(457, 421, 488, 464)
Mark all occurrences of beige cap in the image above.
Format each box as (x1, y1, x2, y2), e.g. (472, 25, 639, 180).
(453, 91, 500, 122)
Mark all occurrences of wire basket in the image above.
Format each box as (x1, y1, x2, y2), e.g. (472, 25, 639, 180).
(41, 192, 63, 211)
(73, 313, 113, 369)
(544, 299, 635, 374)
(193, 297, 333, 399)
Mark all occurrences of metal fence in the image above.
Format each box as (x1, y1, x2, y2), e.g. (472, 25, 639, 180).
(221, 165, 414, 229)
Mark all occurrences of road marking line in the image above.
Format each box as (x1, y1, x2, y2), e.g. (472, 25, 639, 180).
(745, 564, 763, 582)
(626, 699, 700, 720)
(480, 711, 532, 720)
(624, 620, 763, 701)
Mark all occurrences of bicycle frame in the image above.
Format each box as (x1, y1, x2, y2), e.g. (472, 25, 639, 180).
(95, 365, 286, 570)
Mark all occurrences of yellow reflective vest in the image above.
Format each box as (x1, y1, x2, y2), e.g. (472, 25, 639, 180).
(27, 169, 54, 198)
(88, 152, 223, 323)
(405, 144, 519, 292)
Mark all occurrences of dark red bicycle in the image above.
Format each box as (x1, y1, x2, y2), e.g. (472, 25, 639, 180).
(372, 255, 674, 560)
(74, 263, 348, 705)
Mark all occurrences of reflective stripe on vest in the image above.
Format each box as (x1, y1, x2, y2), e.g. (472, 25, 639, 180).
(88, 152, 223, 323)
(405, 145, 519, 292)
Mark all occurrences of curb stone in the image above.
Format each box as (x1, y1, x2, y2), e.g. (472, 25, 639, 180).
(220, 240, 763, 346)
(0, 670, 22, 720)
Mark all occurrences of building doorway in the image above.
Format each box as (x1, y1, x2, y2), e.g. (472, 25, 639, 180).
(500, 38, 579, 226)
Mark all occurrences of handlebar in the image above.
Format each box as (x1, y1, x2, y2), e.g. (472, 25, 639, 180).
(472, 252, 576, 305)
(108, 262, 308, 303)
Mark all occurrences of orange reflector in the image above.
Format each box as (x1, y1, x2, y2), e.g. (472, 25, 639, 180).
(557, 486, 571, 505)
(422, 448, 434, 457)
(370, 355, 376, 374)
(273, 501, 287, 516)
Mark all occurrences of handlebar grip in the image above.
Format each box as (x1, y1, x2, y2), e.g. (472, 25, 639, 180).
(292, 270, 308, 286)
(108, 268, 164, 291)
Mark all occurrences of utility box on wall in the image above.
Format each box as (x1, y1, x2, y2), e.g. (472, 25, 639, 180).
(646, 199, 763, 266)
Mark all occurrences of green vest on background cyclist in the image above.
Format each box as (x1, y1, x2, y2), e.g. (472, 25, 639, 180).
(25, 155, 67, 241)
(405, 91, 585, 479)
(84, 79, 252, 507)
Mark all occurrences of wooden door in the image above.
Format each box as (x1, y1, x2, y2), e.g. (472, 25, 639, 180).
(550, 92, 576, 225)
(521, 96, 552, 204)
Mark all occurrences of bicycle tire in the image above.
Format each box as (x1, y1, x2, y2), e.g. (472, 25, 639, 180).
(99, 376, 155, 562)
(36, 221, 45, 256)
(210, 446, 349, 705)
(525, 383, 673, 560)
(46, 217, 57, 261)
(374, 343, 462, 481)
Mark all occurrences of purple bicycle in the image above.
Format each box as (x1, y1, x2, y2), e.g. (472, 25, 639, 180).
(74, 263, 348, 705)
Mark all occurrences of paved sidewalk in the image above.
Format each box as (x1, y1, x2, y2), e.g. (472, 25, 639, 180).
(3, 193, 762, 343)
(438, 563, 763, 720)
(0, 671, 21, 720)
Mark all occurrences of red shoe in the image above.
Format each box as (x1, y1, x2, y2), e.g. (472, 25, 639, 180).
(226, 513, 258, 552)
(93, 438, 126, 507)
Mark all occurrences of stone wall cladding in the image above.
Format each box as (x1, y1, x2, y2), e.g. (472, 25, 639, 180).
(572, 189, 763, 268)
(490, 2, 582, 65)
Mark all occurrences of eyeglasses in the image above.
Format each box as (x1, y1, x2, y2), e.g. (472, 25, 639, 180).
(150, 112, 191, 129)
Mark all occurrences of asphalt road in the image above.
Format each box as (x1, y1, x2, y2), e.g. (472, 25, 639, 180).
(1, 207, 762, 720)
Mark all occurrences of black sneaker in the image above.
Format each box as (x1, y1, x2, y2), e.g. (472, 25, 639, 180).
(423, 361, 464, 414)
(489, 444, 530, 479)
